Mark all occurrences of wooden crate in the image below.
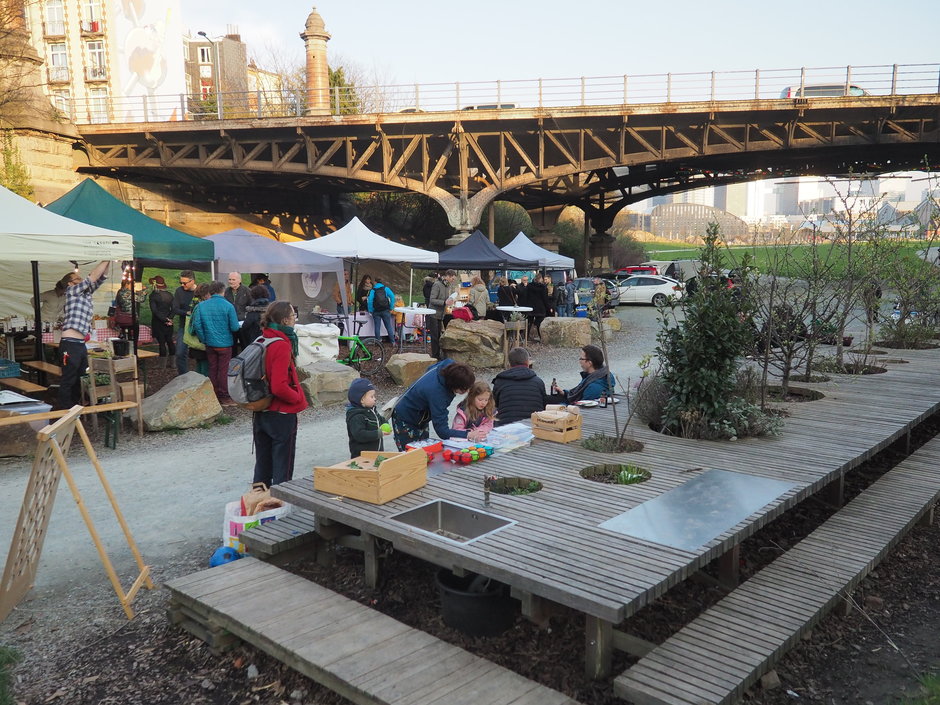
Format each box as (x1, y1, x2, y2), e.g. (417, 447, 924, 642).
(531, 409, 582, 443)
(314, 449, 428, 504)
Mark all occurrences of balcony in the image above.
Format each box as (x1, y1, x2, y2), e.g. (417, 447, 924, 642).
(47, 66, 70, 84)
(85, 66, 108, 82)
(80, 20, 103, 34)
(43, 21, 65, 37)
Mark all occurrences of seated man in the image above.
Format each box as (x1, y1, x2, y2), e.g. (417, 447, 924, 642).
(550, 344, 616, 403)
(492, 347, 547, 426)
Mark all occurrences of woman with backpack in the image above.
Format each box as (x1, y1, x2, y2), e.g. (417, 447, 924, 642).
(367, 278, 397, 345)
(252, 301, 308, 487)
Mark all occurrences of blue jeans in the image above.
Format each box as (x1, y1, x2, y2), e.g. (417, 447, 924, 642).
(175, 320, 189, 375)
(252, 411, 299, 486)
(372, 310, 396, 344)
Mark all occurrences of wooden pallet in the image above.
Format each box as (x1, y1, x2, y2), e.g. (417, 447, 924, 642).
(614, 436, 940, 705)
(238, 509, 319, 565)
(165, 557, 581, 705)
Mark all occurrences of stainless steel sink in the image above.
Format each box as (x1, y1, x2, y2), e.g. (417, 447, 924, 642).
(389, 500, 516, 544)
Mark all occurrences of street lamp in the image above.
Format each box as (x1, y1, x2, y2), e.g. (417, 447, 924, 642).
(197, 31, 222, 119)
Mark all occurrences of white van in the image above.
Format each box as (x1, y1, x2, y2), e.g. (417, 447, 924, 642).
(780, 84, 869, 98)
(461, 103, 518, 110)
(641, 260, 701, 282)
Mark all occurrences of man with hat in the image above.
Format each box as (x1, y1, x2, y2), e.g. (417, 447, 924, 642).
(148, 275, 175, 364)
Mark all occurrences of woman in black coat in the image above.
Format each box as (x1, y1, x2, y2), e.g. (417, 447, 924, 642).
(526, 274, 551, 341)
(495, 276, 517, 321)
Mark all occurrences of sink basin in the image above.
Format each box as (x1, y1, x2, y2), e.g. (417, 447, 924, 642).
(390, 500, 515, 544)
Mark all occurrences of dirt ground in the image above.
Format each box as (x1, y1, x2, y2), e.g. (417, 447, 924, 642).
(2, 326, 938, 705)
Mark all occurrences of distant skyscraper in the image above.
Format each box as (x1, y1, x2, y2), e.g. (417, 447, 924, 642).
(714, 183, 748, 217)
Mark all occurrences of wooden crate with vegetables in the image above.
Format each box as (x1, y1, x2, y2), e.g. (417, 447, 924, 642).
(313, 449, 428, 504)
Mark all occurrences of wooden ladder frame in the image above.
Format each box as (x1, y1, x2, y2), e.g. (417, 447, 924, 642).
(0, 406, 153, 621)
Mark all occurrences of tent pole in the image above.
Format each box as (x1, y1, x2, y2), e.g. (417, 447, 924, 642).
(31, 261, 44, 362)
(409, 268, 413, 306)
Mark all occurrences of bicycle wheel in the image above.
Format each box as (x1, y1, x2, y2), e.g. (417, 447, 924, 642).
(354, 337, 385, 376)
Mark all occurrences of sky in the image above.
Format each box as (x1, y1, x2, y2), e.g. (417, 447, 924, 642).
(180, 0, 940, 86)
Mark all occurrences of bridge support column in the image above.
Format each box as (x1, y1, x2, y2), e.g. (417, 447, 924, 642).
(527, 205, 566, 253)
(589, 232, 615, 272)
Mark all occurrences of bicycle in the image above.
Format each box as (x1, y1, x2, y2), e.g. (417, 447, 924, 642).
(314, 313, 386, 376)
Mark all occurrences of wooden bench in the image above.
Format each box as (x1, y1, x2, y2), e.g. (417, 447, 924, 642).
(238, 509, 319, 565)
(614, 436, 940, 705)
(166, 557, 581, 705)
(21, 360, 62, 377)
(0, 377, 47, 395)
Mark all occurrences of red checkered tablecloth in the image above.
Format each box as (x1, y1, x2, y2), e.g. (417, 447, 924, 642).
(43, 325, 154, 344)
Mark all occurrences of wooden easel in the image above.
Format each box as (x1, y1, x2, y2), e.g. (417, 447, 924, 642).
(0, 406, 153, 621)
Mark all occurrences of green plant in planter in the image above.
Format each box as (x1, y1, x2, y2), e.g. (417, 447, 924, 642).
(508, 480, 542, 495)
(615, 465, 648, 485)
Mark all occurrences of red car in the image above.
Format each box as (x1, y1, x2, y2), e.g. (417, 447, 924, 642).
(614, 265, 659, 276)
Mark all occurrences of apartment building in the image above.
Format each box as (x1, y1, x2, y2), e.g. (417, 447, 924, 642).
(22, 0, 185, 123)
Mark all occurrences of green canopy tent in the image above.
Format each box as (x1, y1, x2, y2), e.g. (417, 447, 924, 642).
(45, 179, 215, 270)
(45, 179, 215, 349)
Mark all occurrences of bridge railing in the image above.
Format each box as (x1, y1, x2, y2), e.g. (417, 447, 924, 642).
(68, 63, 940, 125)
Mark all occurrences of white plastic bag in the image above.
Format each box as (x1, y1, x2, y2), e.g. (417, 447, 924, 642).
(221, 500, 291, 553)
(294, 322, 339, 366)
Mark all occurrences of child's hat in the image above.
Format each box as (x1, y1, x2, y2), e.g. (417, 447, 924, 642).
(348, 377, 376, 406)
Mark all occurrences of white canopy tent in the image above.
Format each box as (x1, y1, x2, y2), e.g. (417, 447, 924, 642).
(501, 232, 575, 270)
(0, 185, 134, 319)
(288, 217, 439, 303)
(207, 229, 348, 309)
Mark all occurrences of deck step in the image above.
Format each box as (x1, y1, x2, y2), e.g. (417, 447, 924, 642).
(239, 509, 319, 564)
(165, 557, 581, 705)
(614, 436, 940, 705)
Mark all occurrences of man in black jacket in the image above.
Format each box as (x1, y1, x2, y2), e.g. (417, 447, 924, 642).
(492, 347, 547, 426)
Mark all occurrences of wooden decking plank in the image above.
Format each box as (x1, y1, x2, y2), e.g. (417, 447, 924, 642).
(390, 659, 503, 705)
(344, 637, 468, 690)
(441, 671, 544, 705)
(616, 436, 940, 705)
(375, 649, 484, 704)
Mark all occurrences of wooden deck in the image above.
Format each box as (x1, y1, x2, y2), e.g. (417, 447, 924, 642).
(165, 557, 581, 705)
(238, 509, 319, 565)
(271, 349, 940, 680)
(614, 434, 940, 705)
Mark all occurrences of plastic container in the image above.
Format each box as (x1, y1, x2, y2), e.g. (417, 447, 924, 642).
(574, 305, 588, 318)
(435, 569, 515, 637)
(0, 359, 20, 378)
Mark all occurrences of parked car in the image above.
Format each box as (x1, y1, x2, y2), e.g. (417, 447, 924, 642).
(614, 275, 684, 306)
(779, 84, 869, 98)
(461, 103, 518, 110)
(613, 265, 659, 276)
(572, 277, 620, 309)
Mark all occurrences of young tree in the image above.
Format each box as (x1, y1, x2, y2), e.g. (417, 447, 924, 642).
(656, 222, 754, 438)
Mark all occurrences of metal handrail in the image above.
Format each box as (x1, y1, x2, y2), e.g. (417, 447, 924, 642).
(69, 63, 940, 126)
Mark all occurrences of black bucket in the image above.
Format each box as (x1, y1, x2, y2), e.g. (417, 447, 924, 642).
(111, 338, 130, 357)
(435, 569, 515, 637)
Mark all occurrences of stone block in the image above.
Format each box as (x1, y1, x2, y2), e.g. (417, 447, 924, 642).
(386, 353, 436, 387)
(540, 318, 591, 347)
(298, 360, 360, 407)
(141, 372, 221, 431)
(440, 319, 505, 368)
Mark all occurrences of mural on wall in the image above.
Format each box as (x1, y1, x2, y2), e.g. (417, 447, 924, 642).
(114, 0, 185, 121)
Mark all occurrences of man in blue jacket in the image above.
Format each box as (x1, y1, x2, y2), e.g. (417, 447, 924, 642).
(191, 280, 240, 403)
(367, 278, 397, 346)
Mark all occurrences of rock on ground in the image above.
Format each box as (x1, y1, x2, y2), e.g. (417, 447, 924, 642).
(298, 360, 360, 407)
(540, 318, 591, 347)
(440, 319, 504, 368)
(386, 352, 436, 387)
(141, 372, 221, 430)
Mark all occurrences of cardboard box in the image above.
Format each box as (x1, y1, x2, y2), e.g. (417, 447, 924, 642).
(314, 449, 428, 504)
(531, 408, 583, 443)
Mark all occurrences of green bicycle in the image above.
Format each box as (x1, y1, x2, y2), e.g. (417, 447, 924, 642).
(317, 313, 385, 376)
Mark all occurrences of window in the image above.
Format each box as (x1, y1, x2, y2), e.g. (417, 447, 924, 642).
(83, 0, 102, 21)
(51, 89, 71, 115)
(87, 40, 106, 79)
(48, 42, 68, 82)
(45, 0, 65, 34)
(88, 87, 109, 123)
(198, 46, 212, 64)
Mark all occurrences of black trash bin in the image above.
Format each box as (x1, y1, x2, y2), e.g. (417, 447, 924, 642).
(435, 569, 515, 637)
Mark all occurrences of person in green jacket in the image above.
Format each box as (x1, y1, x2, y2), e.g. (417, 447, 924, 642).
(346, 378, 390, 458)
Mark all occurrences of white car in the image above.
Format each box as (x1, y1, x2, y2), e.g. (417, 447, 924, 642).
(615, 275, 684, 306)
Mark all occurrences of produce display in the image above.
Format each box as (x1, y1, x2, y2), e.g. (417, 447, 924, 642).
(442, 445, 495, 464)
